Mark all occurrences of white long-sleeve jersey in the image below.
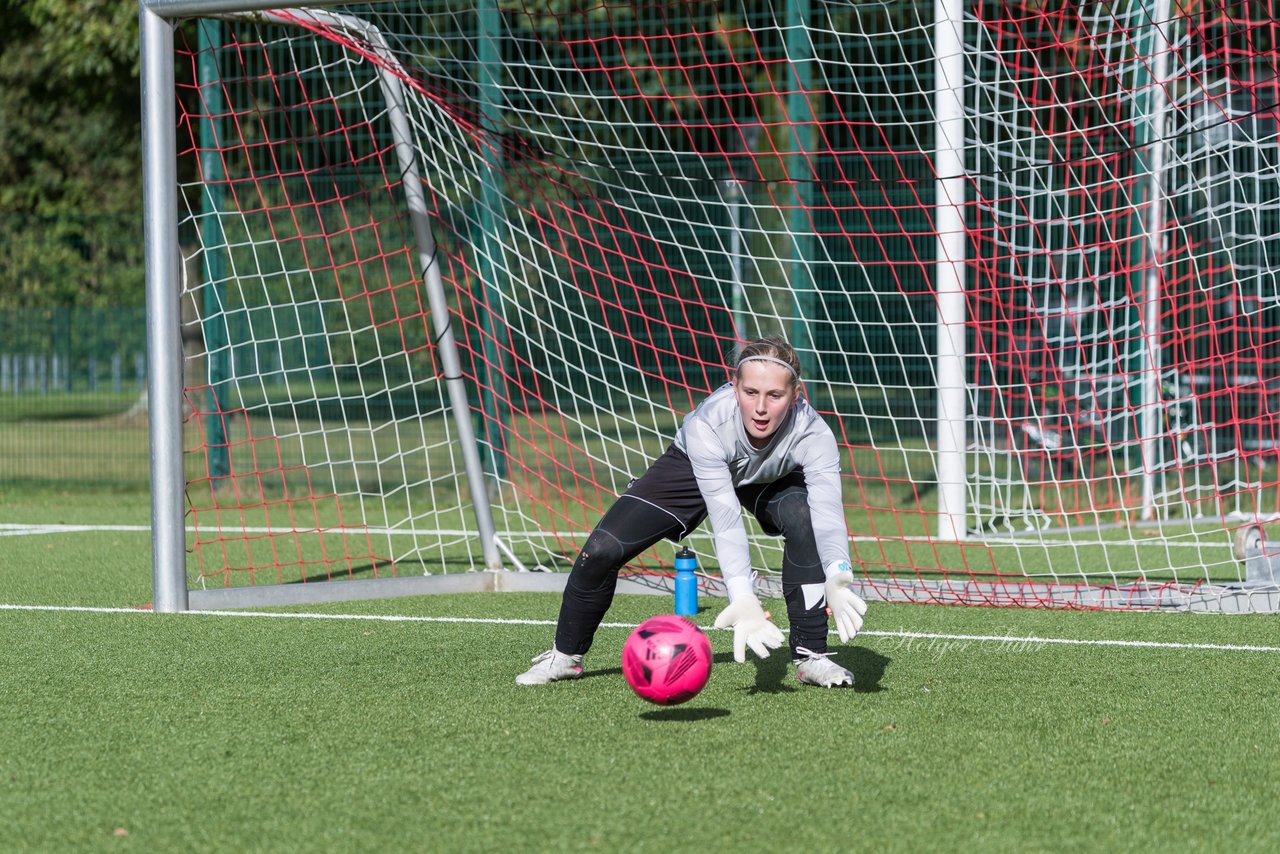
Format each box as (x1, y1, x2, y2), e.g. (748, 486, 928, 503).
(672, 383, 851, 602)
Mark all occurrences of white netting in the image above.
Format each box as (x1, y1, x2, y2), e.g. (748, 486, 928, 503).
(173, 1, 1280, 608)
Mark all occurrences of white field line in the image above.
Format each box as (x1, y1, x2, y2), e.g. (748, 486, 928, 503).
(0, 602, 1277, 653)
(0, 523, 1232, 549)
(0, 523, 921, 543)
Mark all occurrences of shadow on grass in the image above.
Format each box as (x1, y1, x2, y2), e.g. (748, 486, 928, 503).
(276, 561, 388, 585)
(281, 555, 460, 584)
(731, 650, 797, 695)
(639, 707, 731, 722)
(733, 646, 891, 695)
(846, 646, 891, 694)
(583, 646, 891, 697)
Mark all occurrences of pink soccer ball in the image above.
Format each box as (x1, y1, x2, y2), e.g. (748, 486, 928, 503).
(621, 615, 713, 705)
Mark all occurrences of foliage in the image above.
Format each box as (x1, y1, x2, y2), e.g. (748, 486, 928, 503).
(0, 0, 144, 308)
(0, 0, 140, 215)
(0, 213, 143, 309)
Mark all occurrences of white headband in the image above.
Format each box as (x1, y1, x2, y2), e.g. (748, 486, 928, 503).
(735, 355, 799, 381)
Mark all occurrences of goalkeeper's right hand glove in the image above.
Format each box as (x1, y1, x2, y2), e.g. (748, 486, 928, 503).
(713, 595, 785, 663)
(824, 568, 868, 643)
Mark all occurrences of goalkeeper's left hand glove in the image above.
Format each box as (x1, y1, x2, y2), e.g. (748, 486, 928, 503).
(713, 594, 785, 663)
(825, 565, 868, 643)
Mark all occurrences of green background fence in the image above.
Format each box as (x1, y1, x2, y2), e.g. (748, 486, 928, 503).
(0, 214, 148, 488)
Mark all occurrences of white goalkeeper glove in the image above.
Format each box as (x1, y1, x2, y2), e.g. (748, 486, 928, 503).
(825, 565, 868, 643)
(713, 595, 785, 663)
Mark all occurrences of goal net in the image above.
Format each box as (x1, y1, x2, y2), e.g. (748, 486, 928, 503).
(152, 0, 1280, 610)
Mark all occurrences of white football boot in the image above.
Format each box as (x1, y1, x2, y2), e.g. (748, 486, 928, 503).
(515, 649, 584, 685)
(793, 647, 854, 688)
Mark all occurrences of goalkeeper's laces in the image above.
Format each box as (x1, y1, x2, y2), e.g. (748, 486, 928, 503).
(793, 646, 836, 662)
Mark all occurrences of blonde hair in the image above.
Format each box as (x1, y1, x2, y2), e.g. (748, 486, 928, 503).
(732, 336, 801, 385)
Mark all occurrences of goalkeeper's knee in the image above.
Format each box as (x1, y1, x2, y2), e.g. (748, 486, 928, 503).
(567, 527, 626, 592)
(771, 488, 815, 542)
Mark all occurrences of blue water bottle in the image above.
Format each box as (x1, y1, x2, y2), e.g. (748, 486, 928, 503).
(674, 546, 699, 616)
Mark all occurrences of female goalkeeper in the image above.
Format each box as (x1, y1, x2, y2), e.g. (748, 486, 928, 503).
(516, 336, 868, 688)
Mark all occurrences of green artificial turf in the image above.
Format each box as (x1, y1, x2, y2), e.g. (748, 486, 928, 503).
(1, 581, 1278, 850)
(2, 463, 1279, 851)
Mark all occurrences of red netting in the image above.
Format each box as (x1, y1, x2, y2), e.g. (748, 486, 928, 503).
(174, 2, 1280, 608)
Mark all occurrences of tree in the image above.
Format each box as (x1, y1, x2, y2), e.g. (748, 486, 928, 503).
(0, 0, 144, 309)
(0, 0, 141, 215)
